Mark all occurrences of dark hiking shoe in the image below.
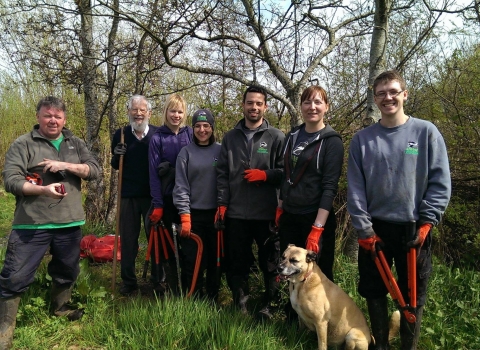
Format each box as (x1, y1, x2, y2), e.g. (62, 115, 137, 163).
(119, 284, 138, 296)
(257, 305, 275, 320)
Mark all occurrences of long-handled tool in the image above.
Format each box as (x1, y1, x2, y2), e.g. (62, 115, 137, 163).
(171, 224, 183, 295)
(142, 221, 175, 280)
(187, 233, 203, 298)
(111, 127, 125, 293)
(373, 221, 418, 323)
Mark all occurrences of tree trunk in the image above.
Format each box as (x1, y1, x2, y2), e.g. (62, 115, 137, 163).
(105, 0, 121, 225)
(77, 0, 105, 223)
(365, 0, 392, 126)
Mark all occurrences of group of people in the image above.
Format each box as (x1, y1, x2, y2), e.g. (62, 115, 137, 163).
(0, 70, 451, 350)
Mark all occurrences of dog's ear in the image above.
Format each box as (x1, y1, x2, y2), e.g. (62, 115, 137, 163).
(306, 250, 317, 263)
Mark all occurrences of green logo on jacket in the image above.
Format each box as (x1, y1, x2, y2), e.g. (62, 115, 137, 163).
(257, 142, 269, 154)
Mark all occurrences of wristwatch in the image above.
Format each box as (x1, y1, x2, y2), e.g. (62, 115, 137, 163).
(313, 223, 324, 228)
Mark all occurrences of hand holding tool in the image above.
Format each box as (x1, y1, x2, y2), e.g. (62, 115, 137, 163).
(243, 169, 267, 182)
(180, 214, 191, 237)
(306, 225, 324, 254)
(358, 234, 383, 259)
(214, 205, 227, 230)
(113, 143, 127, 156)
(149, 208, 163, 224)
(408, 223, 432, 248)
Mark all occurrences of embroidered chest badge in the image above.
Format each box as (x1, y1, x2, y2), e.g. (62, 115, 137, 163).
(257, 141, 269, 154)
(404, 141, 419, 155)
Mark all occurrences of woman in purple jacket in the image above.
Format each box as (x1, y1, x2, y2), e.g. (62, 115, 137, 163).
(148, 94, 193, 296)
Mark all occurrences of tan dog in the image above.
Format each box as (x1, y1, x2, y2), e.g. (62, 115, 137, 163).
(277, 244, 371, 350)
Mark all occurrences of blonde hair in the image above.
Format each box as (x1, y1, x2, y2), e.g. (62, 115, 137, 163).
(162, 93, 187, 127)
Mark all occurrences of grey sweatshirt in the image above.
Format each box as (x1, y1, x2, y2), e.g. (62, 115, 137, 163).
(347, 116, 451, 238)
(173, 142, 221, 213)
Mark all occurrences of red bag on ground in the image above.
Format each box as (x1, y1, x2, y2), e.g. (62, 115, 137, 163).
(80, 234, 121, 262)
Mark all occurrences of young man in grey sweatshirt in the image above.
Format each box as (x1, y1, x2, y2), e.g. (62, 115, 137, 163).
(347, 70, 451, 350)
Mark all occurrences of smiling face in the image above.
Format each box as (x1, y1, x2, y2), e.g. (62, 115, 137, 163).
(165, 105, 184, 130)
(193, 122, 212, 145)
(36, 106, 66, 140)
(374, 79, 408, 119)
(128, 98, 151, 133)
(301, 92, 329, 127)
(242, 92, 267, 129)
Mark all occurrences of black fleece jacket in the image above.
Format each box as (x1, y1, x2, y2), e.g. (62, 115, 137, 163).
(280, 124, 344, 214)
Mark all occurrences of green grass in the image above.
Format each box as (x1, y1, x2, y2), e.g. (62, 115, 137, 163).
(1, 192, 479, 349)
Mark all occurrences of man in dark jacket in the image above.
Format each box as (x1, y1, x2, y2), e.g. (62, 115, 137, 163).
(216, 86, 284, 319)
(0, 96, 100, 349)
(111, 95, 157, 296)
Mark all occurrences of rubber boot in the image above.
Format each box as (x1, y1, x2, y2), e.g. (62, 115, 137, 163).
(51, 284, 84, 321)
(0, 296, 21, 350)
(400, 306, 424, 350)
(367, 297, 390, 350)
(257, 273, 279, 320)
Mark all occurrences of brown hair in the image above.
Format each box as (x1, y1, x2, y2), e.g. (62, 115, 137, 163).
(373, 70, 406, 93)
(36, 96, 66, 114)
(300, 86, 329, 105)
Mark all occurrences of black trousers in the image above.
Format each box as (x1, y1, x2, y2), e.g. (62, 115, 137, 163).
(279, 210, 336, 282)
(358, 219, 432, 306)
(224, 218, 278, 302)
(0, 227, 82, 298)
(119, 197, 152, 286)
(180, 208, 219, 299)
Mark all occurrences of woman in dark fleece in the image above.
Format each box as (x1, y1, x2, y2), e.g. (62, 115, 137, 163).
(277, 85, 344, 282)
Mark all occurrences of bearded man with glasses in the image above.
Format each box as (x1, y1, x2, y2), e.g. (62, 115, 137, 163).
(111, 95, 158, 296)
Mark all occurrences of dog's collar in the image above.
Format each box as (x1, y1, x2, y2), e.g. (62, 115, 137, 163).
(301, 267, 313, 282)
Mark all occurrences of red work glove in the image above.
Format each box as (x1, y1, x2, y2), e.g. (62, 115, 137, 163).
(409, 223, 433, 248)
(243, 169, 267, 182)
(214, 206, 227, 230)
(149, 208, 163, 224)
(358, 234, 382, 259)
(305, 226, 324, 254)
(26, 172, 43, 185)
(275, 207, 284, 227)
(180, 213, 191, 237)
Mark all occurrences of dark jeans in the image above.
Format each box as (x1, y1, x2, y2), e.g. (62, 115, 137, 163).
(358, 219, 432, 306)
(119, 197, 151, 286)
(279, 210, 336, 282)
(0, 227, 82, 298)
(180, 208, 219, 299)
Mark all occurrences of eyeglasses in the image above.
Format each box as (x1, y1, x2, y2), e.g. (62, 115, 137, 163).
(374, 90, 405, 99)
(194, 124, 212, 130)
(129, 108, 149, 114)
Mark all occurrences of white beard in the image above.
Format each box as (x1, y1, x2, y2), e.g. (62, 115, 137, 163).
(130, 117, 148, 133)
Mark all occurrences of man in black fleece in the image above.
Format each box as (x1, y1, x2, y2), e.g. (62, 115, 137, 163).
(216, 86, 285, 319)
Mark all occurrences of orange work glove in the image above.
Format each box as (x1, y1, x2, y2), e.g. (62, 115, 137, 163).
(409, 223, 433, 248)
(180, 213, 191, 237)
(214, 206, 227, 230)
(243, 169, 267, 182)
(358, 234, 382, 259)
(305, 226, 324, 254)
(275, 207, 284, 227)
(149, 208, 163, 224)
